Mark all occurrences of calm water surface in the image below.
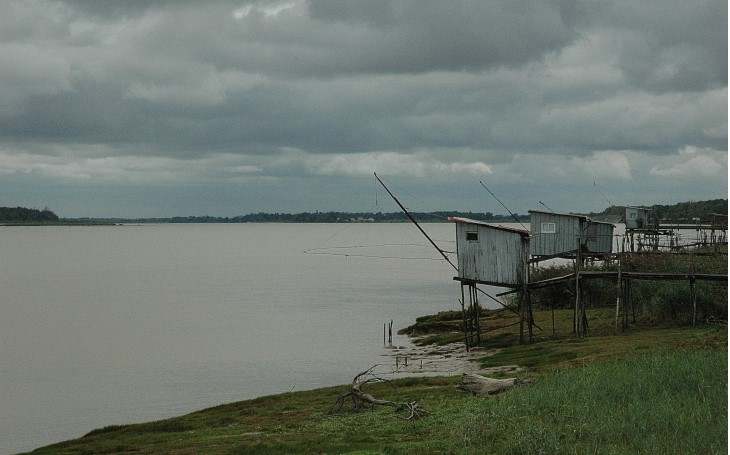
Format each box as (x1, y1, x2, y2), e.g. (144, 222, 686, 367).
(1, 223, 470, 454)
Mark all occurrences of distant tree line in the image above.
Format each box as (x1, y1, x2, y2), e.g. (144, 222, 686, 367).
(107, 199, 727, 224)
(586, 199, 727, 223)
(4, 199, 725, 224)
(96, 211, 528, 224)
(0, 207, 59, 223)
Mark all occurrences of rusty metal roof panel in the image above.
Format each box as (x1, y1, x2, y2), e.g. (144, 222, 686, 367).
(448, 217, 530, 237)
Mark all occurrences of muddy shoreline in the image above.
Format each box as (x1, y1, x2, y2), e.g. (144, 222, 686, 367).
(378, 339, 522, 378)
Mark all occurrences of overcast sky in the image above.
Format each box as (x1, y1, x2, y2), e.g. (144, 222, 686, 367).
(0, 0, 726, 218)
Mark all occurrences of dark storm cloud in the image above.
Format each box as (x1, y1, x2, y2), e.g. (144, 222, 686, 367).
(306, 0, 577, 74)
(587, 0, 727, 92)
(0, 0, 725, 217)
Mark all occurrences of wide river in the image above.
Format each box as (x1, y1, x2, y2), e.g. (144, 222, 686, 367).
(1, 223, 481, 454)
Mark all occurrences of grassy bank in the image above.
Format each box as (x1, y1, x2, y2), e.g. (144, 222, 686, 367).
(25, 314, 726, 455)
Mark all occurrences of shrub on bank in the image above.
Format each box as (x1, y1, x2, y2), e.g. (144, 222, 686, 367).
(526, 247, 726, 326)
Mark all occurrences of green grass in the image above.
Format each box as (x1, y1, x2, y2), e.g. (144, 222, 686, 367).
(24, 320, 726, 455)
(457, 350, 727, 454)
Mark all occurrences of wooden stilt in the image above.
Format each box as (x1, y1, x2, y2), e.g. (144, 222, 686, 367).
(626, 281, 636, 327)
(527, 288, 534, 343)
(551, 302, 556, 335)
(690, 253, 697, 326)
(615, 256, 622, 330)
(474, 284, 482, 346)
(575, 237, 583, 336)
(519, 285, 525, 344)
(460, 284, 469, 352)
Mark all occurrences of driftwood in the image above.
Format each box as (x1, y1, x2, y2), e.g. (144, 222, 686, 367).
(331, 366, 427, 420)
(456, 372, 535, 395)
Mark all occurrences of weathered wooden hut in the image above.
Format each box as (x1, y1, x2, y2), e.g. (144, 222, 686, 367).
(529, 210, 614, 258)
(449, 217, 530, 287)
(624, 206, 653, 230)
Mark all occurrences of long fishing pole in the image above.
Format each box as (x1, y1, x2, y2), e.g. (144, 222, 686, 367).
(539, 201, 556, 213)
(593, 182, 615, 207)
(479, 181, 528, 230)
(374, 173, 458, 271)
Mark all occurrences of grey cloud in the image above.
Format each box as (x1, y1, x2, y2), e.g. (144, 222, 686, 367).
(584, 0, 727, 92)
(0, 0, 725, 218)
(306, 0, 577, 74)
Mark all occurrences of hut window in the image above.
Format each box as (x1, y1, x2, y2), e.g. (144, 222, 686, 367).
(541, 222, 556, 234)
(466, 231, 479, 241)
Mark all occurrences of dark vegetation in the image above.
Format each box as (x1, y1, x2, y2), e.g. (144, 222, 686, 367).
(70, 210, 527, 224)
(586, 198, 727, 222)
(0, 206, 58, 223)
(75, 198, 727, 223)
(527, 246, 728, 326)
(3, 198, 725, 224)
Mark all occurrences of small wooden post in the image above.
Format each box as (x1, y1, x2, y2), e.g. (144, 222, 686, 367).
(551, 301, 556, 335)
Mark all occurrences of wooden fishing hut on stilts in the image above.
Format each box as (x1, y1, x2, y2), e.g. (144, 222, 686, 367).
(528, 210, 615, 336)
(448, 217, 533, 348)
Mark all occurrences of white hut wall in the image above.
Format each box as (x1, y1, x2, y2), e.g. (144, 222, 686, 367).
(625, 207, 649, 229)
(455, 224, 526, 286)
(529, 211, 581, 257)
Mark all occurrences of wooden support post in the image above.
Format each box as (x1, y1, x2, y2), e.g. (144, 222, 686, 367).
(524, 249, 533, 343)
(519, 285, 525, 344)
(691, 277, 697, 326)
(527, 288, 534, 343)
(460, 283, 469, 352)
(551, 302, 556, 335)
(575, 238, 583, 336)
(626, 281, 636, 327)
(469, 285, 475, 347)
(473, 285, 482, 345)
(624, 280, 631, 329)
(690, 253, 697, 326)
(615, 256, 622, 330)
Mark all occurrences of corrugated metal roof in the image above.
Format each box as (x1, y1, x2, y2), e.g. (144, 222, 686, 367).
(527, 209, 589, 221)
(527, 210, 615, 227)
(448, 217, 530, 237)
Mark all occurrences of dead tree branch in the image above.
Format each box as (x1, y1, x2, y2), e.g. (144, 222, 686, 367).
(331, 366, 427, 420)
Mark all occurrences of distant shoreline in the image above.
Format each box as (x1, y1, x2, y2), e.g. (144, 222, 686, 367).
(2, 198, 727, 225)
(59, 211, 530, 225)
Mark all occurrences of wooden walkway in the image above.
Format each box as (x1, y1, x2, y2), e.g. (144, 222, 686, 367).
(529, 271, 727, 289)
